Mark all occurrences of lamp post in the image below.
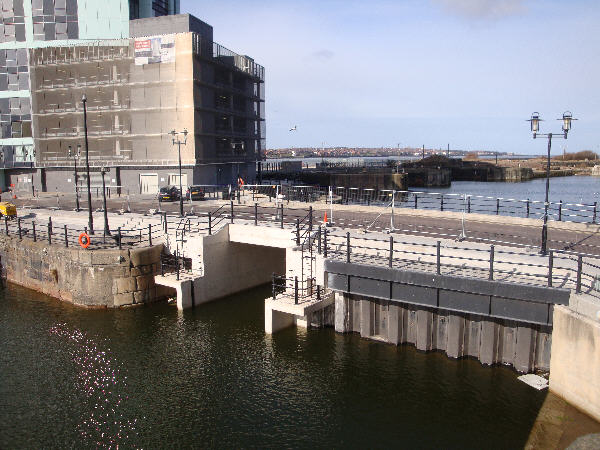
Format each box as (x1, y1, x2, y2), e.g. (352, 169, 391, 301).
(68, 144, 81, 211)
(100, 167, 110, 236)
(170, 129, 188, 217)
(82, 94, 93, 234)
(527, 111, 576, 255)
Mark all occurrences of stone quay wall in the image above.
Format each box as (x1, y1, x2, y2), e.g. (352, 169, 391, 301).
(0, 235, 172, 307)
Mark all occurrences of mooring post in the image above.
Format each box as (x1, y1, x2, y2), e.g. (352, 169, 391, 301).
(254, 203, 258, 226)
(294, 276, 298, 305)
(323, 228, 328, 258)
(296, 219, 300, 245)
(548, 251, 553, 287)
(48, 217, 52, 245)
(309, 206, 313, 232)
(32, 221, 36, 242)
(208, 212, 212, 235)
(118, 227, 122, 250)
(230, 200, 234, 224)
(17, 218, 21, 240)
(346, 232, 351, 263)
(496, 198, 500, 215)
(576, 255, 582, 293)
(318, 225, 322, 254)
(558, 201, 562, 222)
(436, 241, 441, 274)
(489, 245, 495, 281)
(148, 224, 152, 246)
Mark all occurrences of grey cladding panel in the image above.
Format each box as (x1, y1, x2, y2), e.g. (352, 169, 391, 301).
(491, 297, 549, 325)
(327, 273, 348, 292)
(439, 290, 490, 315)
(392, 283, 437, 307)
(350, 276, 389, 300)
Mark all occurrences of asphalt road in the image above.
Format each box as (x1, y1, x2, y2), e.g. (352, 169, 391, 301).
(8, 192, 600, 256)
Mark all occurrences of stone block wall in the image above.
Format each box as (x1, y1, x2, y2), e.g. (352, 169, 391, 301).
(0, 234, 171, 307)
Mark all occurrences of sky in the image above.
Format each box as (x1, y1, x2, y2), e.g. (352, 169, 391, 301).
(182, 0, 600, 154)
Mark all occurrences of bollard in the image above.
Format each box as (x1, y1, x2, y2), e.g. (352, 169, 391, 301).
(17, 218, 21, 240)
(230, 201, 234, 224)
(254, 203, 258, 226)
(496, 199, 500, 215)
(323, 228, 328, 258)
(489, 245, 494, 281)
(208, 212, 212, 235)
(576, 255, 582, 293)
(436, 241, 441, 274)
(389, 236, 394, 268)
(548, 251, 553, 287)
(318, 225, 322, 254)
(148, 224, 152, 246)
(558, 201, 562, 222)
(48, 217, 52, 244)
(64, 225, 68, 247)
(414, 194, 418, 209)
(294, 276, 298, 305)
(296, 219, 300, 245)
(346, 232, 351, 263)
(118, 227, 122, 250)
(32, 221, 36, 242)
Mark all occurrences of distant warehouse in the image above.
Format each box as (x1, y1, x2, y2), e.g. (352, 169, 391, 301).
(0, 1, 265, 194)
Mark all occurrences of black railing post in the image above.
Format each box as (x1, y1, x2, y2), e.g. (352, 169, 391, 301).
(272, 273, 276, 300)
(294, 276, 298, 305)
(208, 212, 212, 235)
(323, 228, 328, 258)
(118, 227, 122, 250)
(164, 212, 168, 233)
(440, 195, 444, 211)
(467, 196, 471, 214)
(64, 225, 68, 247)
(254, 203, 258, 226)
(176, 250, 180, 281)
(296, 219, 300, 245)
(48, 217, 52, 245)
(280, 204, 284, 229)
(17, 218, 21, 240)
(558, 201, 562, 222)
(389, 236, 394, 268)
(32, 221, 36, 242)
(148, 224, 152, 246)
(436, 241, 441, 274)
(346, 232, 351, 263)
(548, 251, 553, 287)
(414, 194, 418, 209)
(317, 285, 321, 301)
(489, 245, 495, 281)
(576, 256, 582, 293)
(309, 206, 313, 232)
(496, 199, 500, 215)
(4, 215, 8, 235)
(593, 202, 597, 224)
(318, 225, 322, 254)
(230, 201, 234, 224)
(526, 199, 530, 218)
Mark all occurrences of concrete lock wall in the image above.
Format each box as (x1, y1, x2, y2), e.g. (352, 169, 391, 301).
(550, 305, 600, 422)
(334, 293, 552, 372)
(0, 234, 172, 307)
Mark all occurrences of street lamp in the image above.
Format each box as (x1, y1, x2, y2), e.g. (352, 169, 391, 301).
(527, 111, 577, 254)
(100, 167, 110, 236)
(170, 129, 188, 217)
(82, 94, 94, 234)
(68, 144, 81, 211)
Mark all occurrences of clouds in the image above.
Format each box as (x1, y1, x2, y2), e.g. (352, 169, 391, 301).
(433, 0, 526, 20)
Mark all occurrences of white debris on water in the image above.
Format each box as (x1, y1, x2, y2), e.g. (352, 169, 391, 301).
(518, 374, 548, 390)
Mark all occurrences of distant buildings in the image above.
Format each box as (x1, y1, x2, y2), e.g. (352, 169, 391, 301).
(1, 1, 265, 194)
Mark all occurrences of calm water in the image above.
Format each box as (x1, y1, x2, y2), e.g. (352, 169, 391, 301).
(0, 283, 547, 448)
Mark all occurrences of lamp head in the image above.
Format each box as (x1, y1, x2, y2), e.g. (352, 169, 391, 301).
(527, 112, 542, 137)
(81, 93, 87, 103)
(560, 111, 576, 135)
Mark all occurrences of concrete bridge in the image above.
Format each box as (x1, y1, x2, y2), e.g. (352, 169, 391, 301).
(5, 198, 600, 422)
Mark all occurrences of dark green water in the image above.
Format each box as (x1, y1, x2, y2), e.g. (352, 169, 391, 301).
(1, 283, 546, 448)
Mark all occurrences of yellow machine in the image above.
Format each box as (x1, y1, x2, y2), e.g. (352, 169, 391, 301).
(0, 202, 17, 218)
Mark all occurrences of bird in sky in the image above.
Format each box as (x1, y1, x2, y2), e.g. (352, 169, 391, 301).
(289, 125, 297, 131)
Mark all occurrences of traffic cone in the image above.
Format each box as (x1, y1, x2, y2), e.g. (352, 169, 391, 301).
(323, 211, 328, 225)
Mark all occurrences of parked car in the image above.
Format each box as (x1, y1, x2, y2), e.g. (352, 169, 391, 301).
(186, 185, 206, 201)
(158, 186, 181, 202)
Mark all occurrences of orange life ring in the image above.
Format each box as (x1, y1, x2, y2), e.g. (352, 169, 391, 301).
(78, 233, 91, 249)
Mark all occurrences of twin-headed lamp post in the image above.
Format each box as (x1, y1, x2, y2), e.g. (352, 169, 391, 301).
(527, 111, 576, 255)
(170, 129, 188, 217)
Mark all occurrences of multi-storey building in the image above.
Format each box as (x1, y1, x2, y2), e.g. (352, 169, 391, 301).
(0, 1, 265, 194)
